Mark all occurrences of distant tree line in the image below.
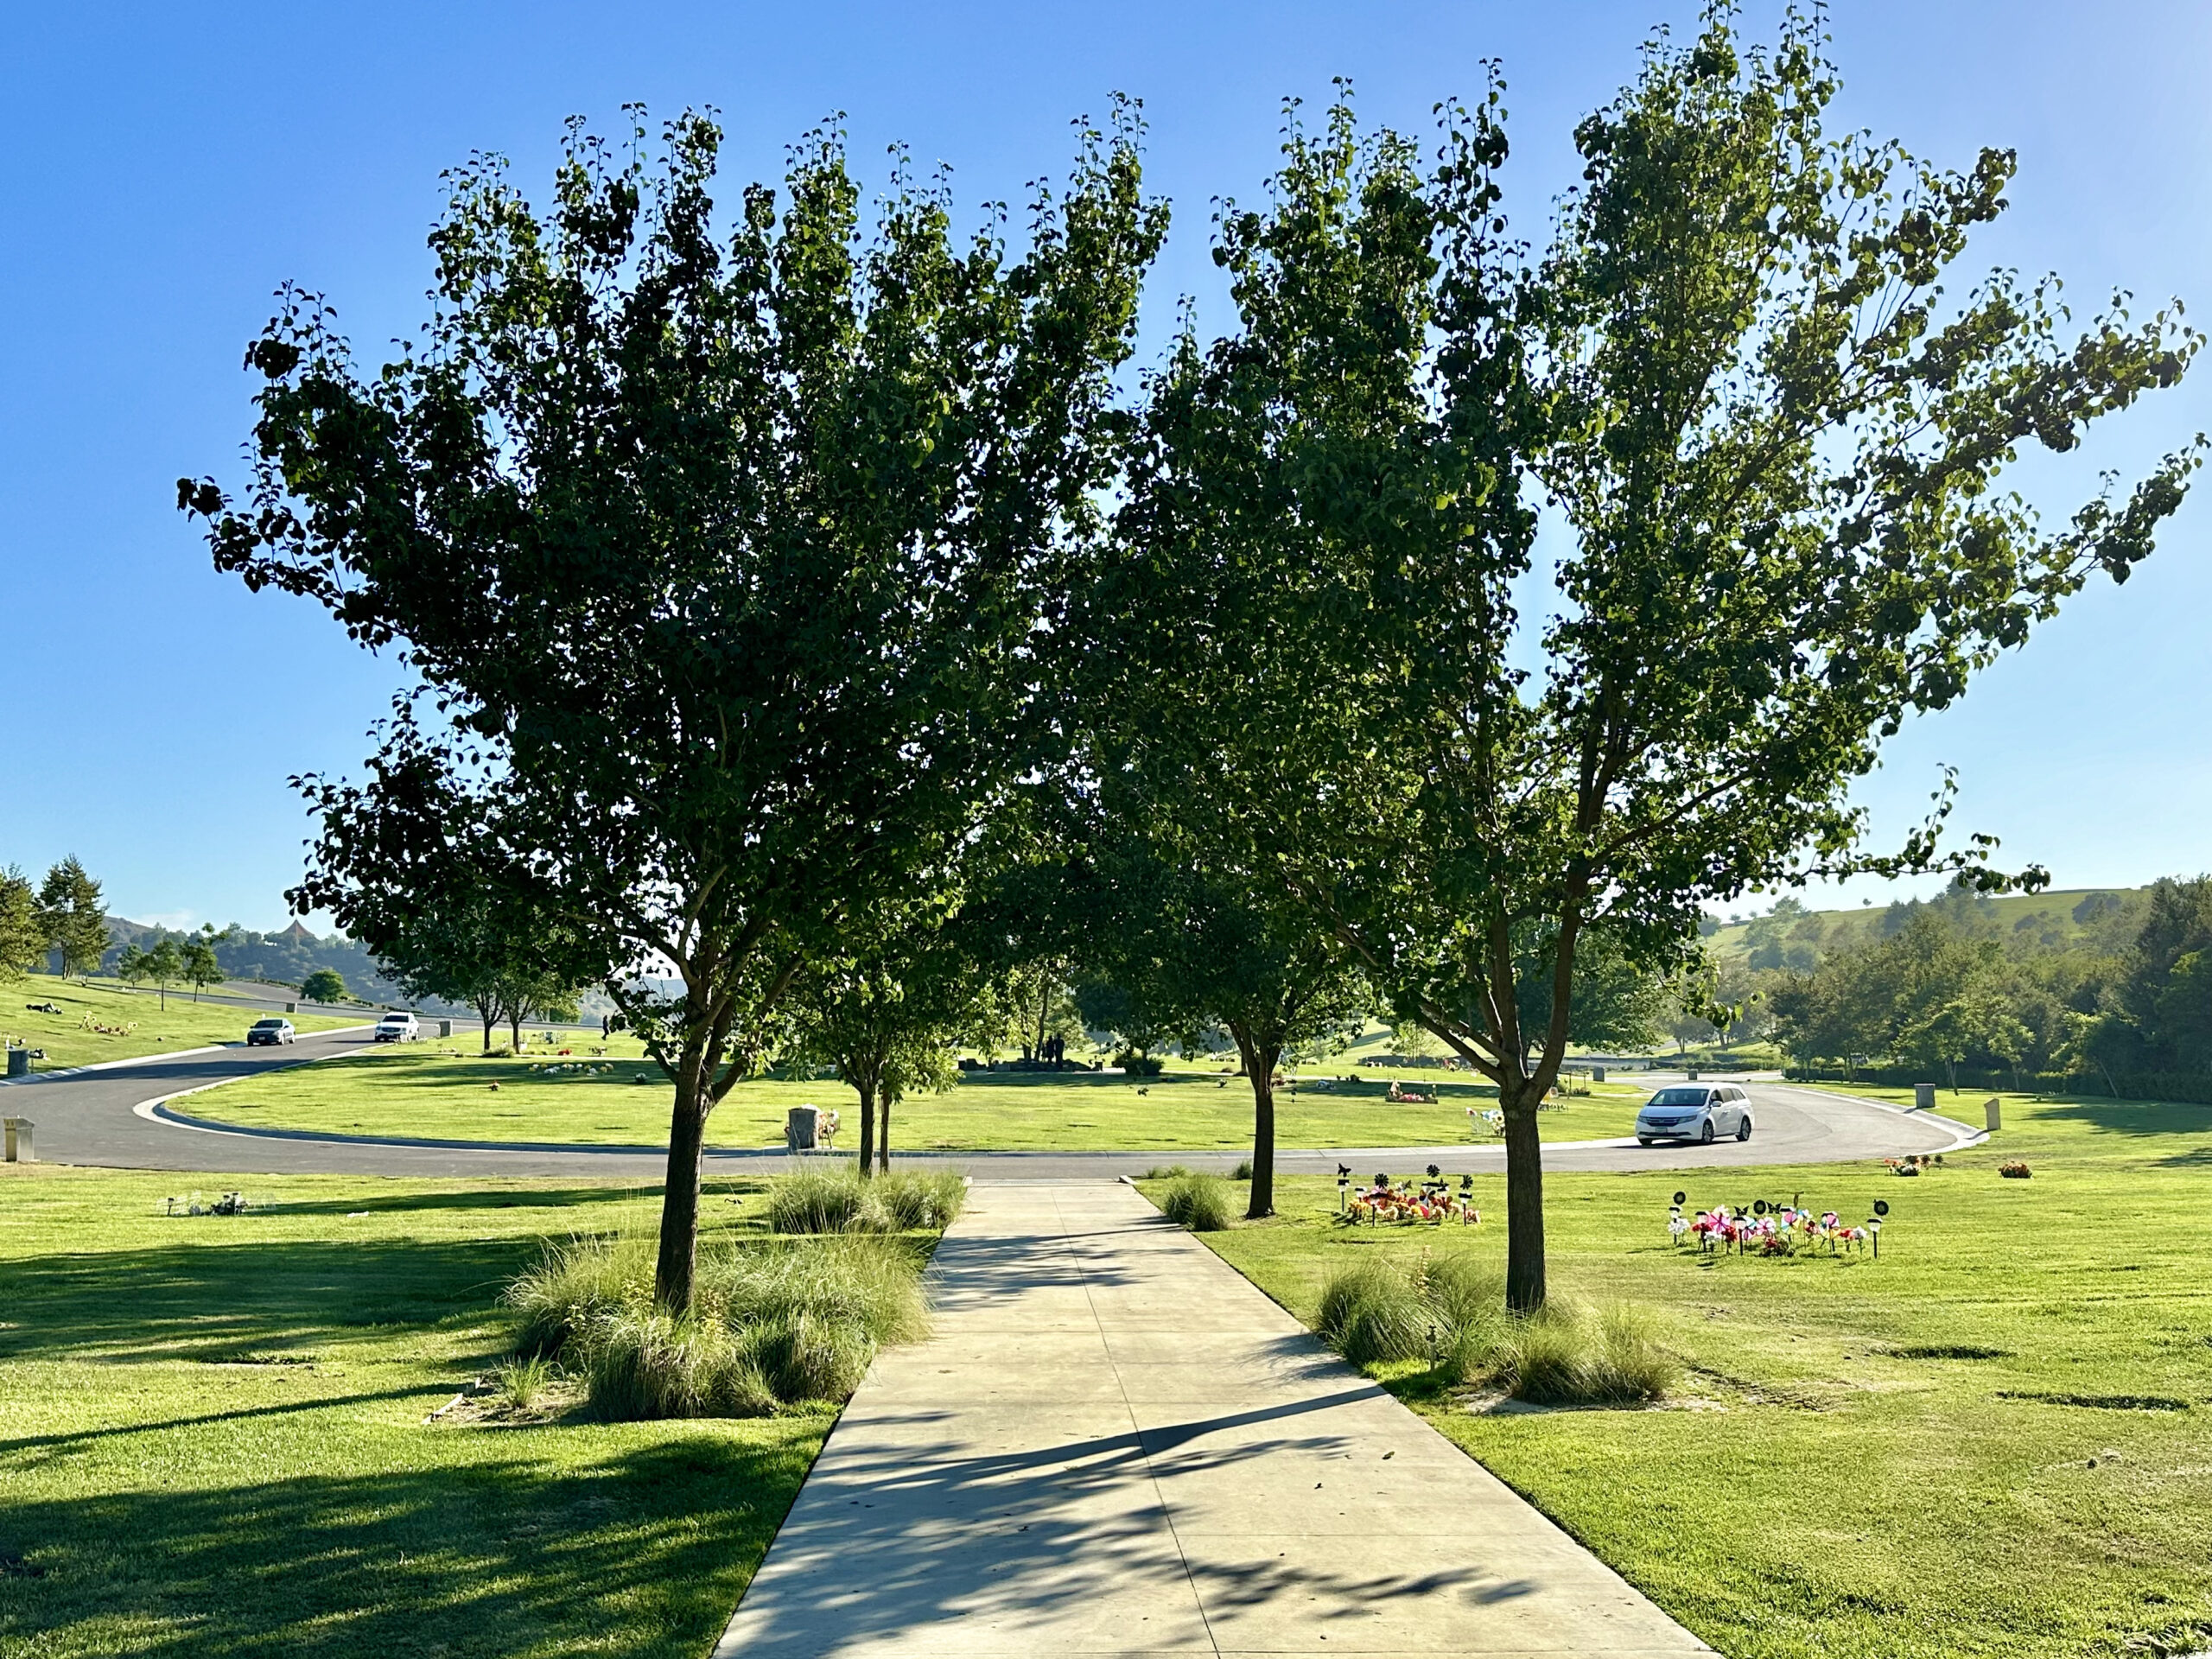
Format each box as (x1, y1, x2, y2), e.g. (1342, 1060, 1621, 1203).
(0, 855, 433, 1007)
(1743, 879, 2212, 1095)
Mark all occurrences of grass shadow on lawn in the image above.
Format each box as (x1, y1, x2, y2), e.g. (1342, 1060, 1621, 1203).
(0, 1236, 549, 1361)
(2005, 1095, 2212, 1141)
(257, 1185, 678, 1218)
(0, 1434, 812, 1659)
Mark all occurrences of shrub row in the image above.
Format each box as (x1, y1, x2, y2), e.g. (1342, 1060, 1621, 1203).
(1314, 1254, 1677, 1406)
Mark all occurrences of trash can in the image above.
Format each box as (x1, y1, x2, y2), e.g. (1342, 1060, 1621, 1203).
(284, 1001, 297, 1014)
(1985, 1097, 2002, 1133)
(785, 1104, 821, 1152)
(5, 1047, 28, 1080)
(1686, 1068, 1699, 1082)
(1913, 1082, 1936, 1111)
(437, 1020, 453, 1039)
(1592, 1065, 1606, 1084)
(3, 1118, 31, 1162)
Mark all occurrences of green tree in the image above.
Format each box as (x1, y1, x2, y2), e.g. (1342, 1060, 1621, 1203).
(114, 943, 150, 990)
(37, 857, 108, 982)
(143, 938, 184, 1011)
(787, 917, 1001, 1174)
(1070, 823, 1370, 1217)
(301, 969, 348, 1005)
(181, 931, 225, 1001)
(1103, 16, 2198, 1311)
(186, 111, 1165, 1314)
(304, 762, 598, 1053)
(2112, 876, 2212, 1071)
(0, 868, 41, 982)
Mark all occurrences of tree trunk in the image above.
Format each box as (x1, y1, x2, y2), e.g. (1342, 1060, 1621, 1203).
(1232, 1026, 1279, 1219)
(476, 1001, 496, 1053)
(655, 1075, 711, 1314)
(1498, 1075, 1548, 1313)
(855, 1080, 877, 1176)
(876, 1092, 892, 1174)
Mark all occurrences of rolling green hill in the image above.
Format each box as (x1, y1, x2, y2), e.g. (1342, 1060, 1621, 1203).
(1705, 885, 2145, 973)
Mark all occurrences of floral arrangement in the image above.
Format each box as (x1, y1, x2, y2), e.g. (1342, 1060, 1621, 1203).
(1883, 1154, 1942, 1177)
(1679, 1204, 1872, 1257)
(1999, 1160, 2031, 1179)
(1344, 1171, 1479, 1226)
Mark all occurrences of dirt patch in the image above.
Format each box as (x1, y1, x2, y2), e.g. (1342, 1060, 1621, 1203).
(423, 1374, 582, 1427)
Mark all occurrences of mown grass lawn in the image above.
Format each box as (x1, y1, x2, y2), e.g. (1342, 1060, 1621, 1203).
(0, 1166, 829, 1658)
(192, 1043, 1649, 1151)
(1162, 1089, 2212, 1659)
(0, 978, 359, 1073)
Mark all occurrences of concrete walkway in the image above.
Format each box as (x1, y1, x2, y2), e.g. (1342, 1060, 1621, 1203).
(715, 1183, 1709, 1656)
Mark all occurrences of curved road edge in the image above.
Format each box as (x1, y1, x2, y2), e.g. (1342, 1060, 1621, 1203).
(6, 1032, 1985, 1182)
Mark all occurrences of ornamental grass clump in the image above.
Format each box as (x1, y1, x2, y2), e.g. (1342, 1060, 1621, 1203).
(769, 1170, 877, 1234)
(581, 1307, 780, 1420)
(768, 1168, 968, 1233)
(1313, 1252, 1676, 1403)
(1498, 1302, 1679, 1406)
(874, 1169, 968, 1230)
(1159, 1173, 1235, 1232)
(506, 1233, 654, 1358)
(501, 1199, 935, 1421)
(1315, 1256, 1430, 1365)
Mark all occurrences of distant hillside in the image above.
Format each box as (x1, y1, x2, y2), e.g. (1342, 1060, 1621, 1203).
(1705, 886, 2146, 973)
(97, 917, 416, 1006)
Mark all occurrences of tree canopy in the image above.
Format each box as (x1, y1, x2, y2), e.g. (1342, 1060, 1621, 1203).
(0, 868, 40, 982)
(37, 857, 108, 982)
(1088, 15, 2198, 1309)
(186, 108, 1166, 1313)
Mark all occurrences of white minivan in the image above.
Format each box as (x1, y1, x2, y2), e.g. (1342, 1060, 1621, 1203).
(373, 1012, 421, 1043)
(1636, 1083, 1754, 1145)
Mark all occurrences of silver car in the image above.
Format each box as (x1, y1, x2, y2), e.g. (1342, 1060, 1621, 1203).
(246, 1018, 296, 1046)
(1636, 1083, 1754, 1145)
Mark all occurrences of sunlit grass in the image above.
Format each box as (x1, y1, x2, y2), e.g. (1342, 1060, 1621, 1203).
(189, 1044, 1652, 1152)
(1170, 1088, 2212, 1659)
(0, 1166, 829, 1657)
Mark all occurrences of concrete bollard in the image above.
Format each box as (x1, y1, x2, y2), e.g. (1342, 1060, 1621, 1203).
(3, 1118, 32, 1162)
(1985, 1096, 2001, 1133)
(1913, 1082, 1936, 1111)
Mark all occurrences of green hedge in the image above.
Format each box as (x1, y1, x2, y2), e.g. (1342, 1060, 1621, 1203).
(1783, 1065, 2212, 1106)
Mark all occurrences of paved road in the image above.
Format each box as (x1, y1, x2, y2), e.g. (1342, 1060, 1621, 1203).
(1, 1030, 1975, 1180)
(715, 1182, 1710, 1656)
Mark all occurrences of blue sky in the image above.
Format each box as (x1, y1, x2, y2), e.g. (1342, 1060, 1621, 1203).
(1, 1, 2206, 931)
